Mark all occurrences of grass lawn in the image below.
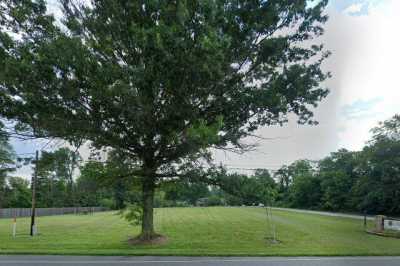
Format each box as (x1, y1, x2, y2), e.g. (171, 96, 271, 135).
(0, 207, 399, 256)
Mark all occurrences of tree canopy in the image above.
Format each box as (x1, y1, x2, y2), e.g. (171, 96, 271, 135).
(0, 125, 15, 178)
(0, 0, 329, 239)
(272, 114, 400, 215)
(0, 122, 16, 207)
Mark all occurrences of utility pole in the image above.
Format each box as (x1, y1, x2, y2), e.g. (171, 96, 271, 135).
(30, 150, 38, 236)
(364, 210, 367, 230)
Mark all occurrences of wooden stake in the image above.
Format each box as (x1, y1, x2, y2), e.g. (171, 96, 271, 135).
(12, 216, 16, 238)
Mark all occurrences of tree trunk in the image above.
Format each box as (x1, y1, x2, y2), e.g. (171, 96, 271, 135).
(140, 176, 156, 240)
(114, 179, 126, 210)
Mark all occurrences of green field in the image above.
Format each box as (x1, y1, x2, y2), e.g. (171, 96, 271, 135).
(0, 207, 399, 256)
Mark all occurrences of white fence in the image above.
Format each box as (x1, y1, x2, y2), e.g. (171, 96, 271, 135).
(0, 207, 108, 218)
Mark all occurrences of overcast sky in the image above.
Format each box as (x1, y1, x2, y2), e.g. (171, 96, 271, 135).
(10, 0, 400, 177)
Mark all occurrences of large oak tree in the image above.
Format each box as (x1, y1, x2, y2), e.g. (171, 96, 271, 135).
(0, 0, 329, 240)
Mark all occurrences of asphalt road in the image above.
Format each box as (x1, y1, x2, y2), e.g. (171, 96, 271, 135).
(0, 256, 399, 266)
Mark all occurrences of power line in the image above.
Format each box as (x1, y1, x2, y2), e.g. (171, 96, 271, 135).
(15, 152, 36, 156)
(225, 163, 282, 168)
(225, 167, 279, 172)
(40, 139, 54, 151)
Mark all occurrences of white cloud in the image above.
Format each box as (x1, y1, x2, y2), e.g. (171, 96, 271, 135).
(216, 0, 400, 168)
(343, 3, 364, 15)
(341, 97, 382, 120)
(11, 0, 400, 176)
(331, 0, 400, 150)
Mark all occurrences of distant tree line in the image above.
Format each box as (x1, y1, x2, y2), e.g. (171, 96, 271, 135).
(274, 114, 400, 215)
(1, 115, 399, 216)
(162, 114, 400, 216)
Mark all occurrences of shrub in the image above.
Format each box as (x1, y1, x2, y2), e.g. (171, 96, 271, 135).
(120, 204, 143, 226)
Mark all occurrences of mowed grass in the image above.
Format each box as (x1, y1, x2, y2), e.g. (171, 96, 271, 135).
(0, 207, 399, 256)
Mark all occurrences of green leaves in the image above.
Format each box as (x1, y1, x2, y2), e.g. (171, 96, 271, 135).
(274, 114, 400, 215)
(119, 203, 143, 226)
(0, 123, 15, 176)
(187, 116, 223, 148)
(0, 0, 330, 174)
(371, 114, 400, 142)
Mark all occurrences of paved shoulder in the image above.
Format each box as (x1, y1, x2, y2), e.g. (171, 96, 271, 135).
(271, 207, 374, 220)
(0, 256, 400, 266)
